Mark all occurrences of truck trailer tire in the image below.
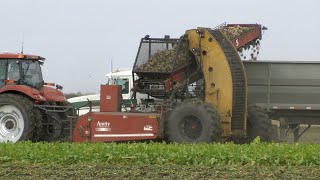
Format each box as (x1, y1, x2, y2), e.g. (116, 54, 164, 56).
(166, 102, 221, 143)
(247, 104, 273, 142)
(0, 94, 35, 143)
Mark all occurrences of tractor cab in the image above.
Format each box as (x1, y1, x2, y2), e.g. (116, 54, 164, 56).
(0, 53, 44, 89)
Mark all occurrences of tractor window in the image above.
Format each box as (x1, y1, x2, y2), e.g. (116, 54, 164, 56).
(21, 60, 43, 89)
(7, 60, 20, 81)
(0, 60, 6, 87)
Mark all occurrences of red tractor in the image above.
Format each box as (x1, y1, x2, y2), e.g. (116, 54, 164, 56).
(0, 53, 76, 143)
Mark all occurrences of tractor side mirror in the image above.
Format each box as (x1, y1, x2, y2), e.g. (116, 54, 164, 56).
(56, 84, 63, 90)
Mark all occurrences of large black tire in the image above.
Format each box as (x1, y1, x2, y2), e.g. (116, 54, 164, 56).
(32, 108, 44, 142)
(166, 102, 221, 143)
(0, 93, 36, 143)
(32, 109, 64, 142)
(42, 112, 63, 142)
(35, 102, 77, 142)
(247, 104, 274, 142)
(59, 102, 78, 142)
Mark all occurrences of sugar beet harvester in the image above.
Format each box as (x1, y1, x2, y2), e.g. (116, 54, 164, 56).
(73, 24, 274, 143)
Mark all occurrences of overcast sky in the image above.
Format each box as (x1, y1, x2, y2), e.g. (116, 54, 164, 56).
(0, 0, 319, 93)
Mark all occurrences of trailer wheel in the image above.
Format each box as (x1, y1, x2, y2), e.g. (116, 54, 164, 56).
(0, 94, 35, 143)
(247, 104, 273, 142)
(166, 102, 221, 143)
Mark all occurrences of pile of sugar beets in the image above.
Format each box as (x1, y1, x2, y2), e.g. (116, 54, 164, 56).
(136, 36, 191, 73)
(137, 26, 254, 72)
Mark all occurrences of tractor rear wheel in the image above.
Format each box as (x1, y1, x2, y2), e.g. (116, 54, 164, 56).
(166, 101, 221, 143)
(247, 104, 274, 142)
(0, 94, 35, 143)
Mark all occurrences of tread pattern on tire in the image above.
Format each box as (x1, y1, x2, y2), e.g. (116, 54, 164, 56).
(247, 104, 273, 142)
(32, 108, 43, 142)
(166, 100, 221, 143)
(59, 102, 78, 142)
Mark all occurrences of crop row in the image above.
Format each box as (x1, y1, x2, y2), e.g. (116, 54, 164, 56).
(0, 141, 320, 166)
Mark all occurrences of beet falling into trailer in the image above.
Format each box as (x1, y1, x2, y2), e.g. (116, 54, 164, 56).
(73, 24, 273, 143)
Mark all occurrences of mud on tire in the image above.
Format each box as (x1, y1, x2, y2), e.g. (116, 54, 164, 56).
(166, 101, 221, 143)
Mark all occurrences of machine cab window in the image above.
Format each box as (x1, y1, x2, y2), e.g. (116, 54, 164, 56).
(21, 60, 43, 89)
(113, 78, 129, 94)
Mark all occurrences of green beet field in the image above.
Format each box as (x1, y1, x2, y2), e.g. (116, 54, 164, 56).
(1, 139, 320, 179)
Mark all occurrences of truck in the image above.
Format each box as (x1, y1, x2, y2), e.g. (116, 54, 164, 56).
(0, 53, 76, 143)
(68, 69, 148, 115)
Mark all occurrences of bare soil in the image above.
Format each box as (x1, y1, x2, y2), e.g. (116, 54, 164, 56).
(1, 163, 319, 179)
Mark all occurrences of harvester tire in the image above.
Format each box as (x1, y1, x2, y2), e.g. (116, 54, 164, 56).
(0, 93, 36, 143)
(247, 104, 273, 142)
(166, 101, 221, 143)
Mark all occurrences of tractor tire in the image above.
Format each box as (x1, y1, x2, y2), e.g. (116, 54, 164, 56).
(42, 112, 63, 142)
(247, 104, 274, 142)
(166, 101, 221, 143)
(32, 108, 44, 142)
(59, 102, 78, 142)
(34, 102, 77, 142)
(0, 94, 36, 143)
